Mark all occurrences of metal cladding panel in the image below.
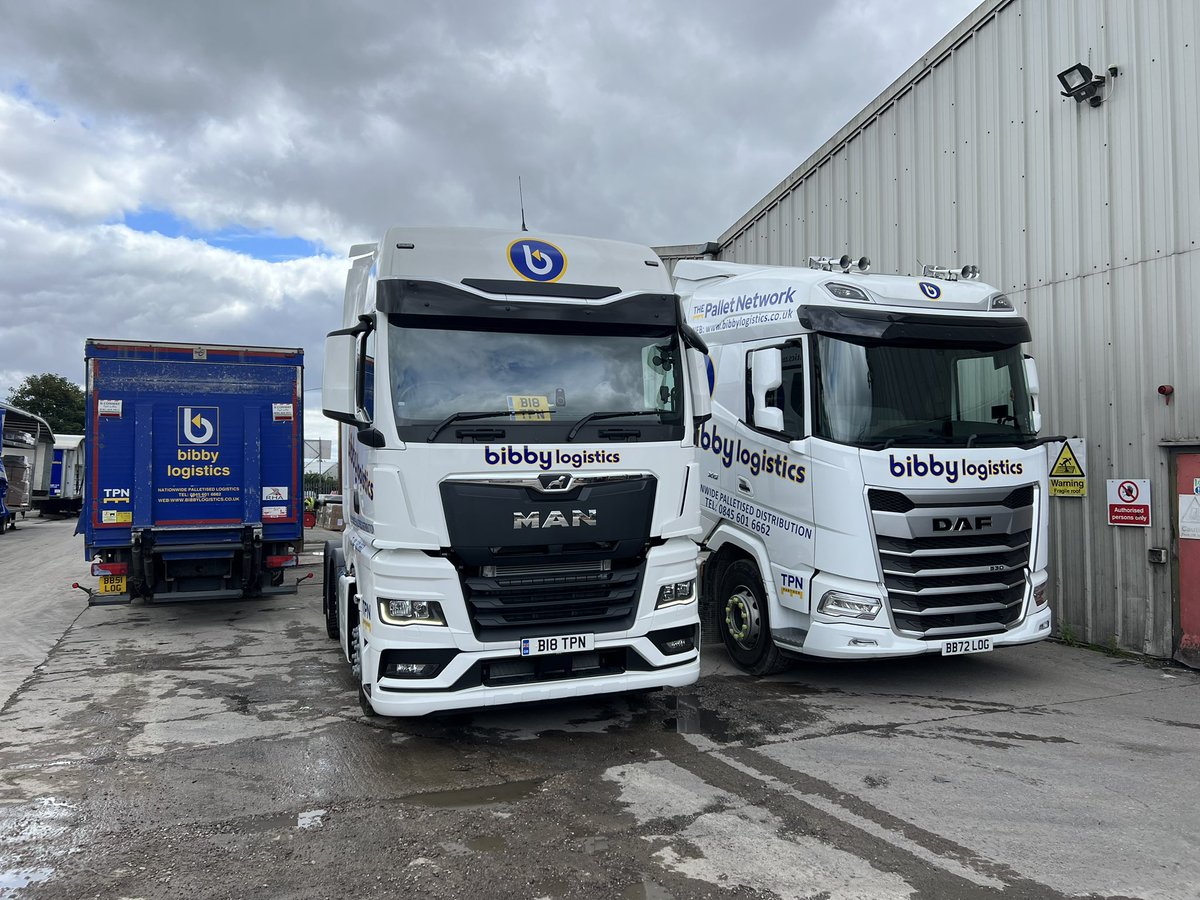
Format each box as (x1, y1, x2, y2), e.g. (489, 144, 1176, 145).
(703, 0, 1200, 657)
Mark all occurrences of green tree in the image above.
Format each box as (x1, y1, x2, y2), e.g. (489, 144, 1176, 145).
(6, 373, 86, 435)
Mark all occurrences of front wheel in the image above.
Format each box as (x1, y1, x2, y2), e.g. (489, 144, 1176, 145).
(716, 558, 789, 676)
(322, 542, 342, 640)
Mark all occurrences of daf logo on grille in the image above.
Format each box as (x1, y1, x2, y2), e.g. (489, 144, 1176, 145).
(537, 473, 574, 492)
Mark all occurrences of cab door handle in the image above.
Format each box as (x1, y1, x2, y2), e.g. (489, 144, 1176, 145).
(737, 477, 753, 495)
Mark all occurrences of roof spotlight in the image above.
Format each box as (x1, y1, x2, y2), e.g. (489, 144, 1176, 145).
(838, 255, 852, 273)
(961, 264, 980, 279)
(857, 256, 871, 273)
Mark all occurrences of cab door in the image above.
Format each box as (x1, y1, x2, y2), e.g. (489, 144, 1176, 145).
(738, 339, 816, 613)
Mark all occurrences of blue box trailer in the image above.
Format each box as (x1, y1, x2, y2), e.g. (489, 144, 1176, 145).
(82, 339, 304, 604)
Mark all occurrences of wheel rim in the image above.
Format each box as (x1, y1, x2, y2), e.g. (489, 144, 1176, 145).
(724, 586, 762, 651)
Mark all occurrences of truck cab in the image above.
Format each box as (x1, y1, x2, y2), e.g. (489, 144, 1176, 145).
(322, 227, 711, 716)
(676, 257, 1054, 672)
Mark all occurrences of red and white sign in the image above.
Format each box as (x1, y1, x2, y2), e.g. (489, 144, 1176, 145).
(1106, 478, 1151, 527)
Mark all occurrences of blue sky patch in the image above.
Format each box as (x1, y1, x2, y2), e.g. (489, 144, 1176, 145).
(122, 208, 325, 262)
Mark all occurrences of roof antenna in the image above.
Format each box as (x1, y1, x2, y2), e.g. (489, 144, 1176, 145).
(518, 176, 528, 232)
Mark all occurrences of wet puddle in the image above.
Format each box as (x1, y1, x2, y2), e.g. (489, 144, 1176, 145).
(403, 776, 545, 809)
(0, 866, 54, 896)
(659, 695, 740, 743)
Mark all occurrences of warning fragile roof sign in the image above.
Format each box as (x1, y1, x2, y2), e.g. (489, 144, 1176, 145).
(1049, 439, 1087, 497)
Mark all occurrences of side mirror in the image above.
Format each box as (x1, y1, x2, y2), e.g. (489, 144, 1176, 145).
(323, 331, 366, 425)
(1023, 355, 1042, 434)
(751, 349, 783, 432)
(687, 348, 712, 424)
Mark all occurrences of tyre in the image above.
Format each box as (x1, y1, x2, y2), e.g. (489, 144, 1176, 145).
(322, 542, 342, 640)
(716, 558, 789, 675)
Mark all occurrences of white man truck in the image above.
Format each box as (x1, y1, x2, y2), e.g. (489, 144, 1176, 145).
(675, 257, 1058, 673)
(322, 227, 710, 716)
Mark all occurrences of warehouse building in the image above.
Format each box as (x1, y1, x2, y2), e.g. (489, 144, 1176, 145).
(659, 0, 1200, 661)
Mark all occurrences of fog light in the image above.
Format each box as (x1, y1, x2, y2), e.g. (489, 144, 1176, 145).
(383, 661, 440, 678)
(661, 638, 693, 654)
(818, 591, 882, 620)
(657, 579, 695, 608)
(378, 598, 446, 626)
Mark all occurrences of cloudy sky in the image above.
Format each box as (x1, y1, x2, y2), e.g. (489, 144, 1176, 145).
(0, 0, 978, 446)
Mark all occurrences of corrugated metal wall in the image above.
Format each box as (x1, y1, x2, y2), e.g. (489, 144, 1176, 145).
(702, 0, 1200, 656)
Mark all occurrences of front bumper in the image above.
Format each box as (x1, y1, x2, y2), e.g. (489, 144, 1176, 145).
(794, 604, 1052, 659)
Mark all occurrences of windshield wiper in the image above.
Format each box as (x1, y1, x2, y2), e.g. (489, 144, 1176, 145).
(566, 410, 662, 442)
(427, 410, 517, 441)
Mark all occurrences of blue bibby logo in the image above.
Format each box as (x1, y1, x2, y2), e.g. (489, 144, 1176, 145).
(507, 239, 567, 282)
(178, 406, 219, 446)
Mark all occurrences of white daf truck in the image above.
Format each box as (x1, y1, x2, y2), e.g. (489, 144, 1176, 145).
(675, 257, 1057, 673)
(322, 227, 710, 715)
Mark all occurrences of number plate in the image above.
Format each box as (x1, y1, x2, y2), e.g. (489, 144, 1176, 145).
(520, 633, 594, 657)
(941, 636, 992, 656)
(98, 575, 127, 595)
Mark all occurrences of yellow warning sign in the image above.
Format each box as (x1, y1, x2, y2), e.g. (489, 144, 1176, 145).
(1049, 440, 1087, 497)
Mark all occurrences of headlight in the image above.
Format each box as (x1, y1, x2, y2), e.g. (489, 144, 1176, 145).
(817, 591, 882, 620)
(378, 598, 446, 626)
(656, 579, 696, 608)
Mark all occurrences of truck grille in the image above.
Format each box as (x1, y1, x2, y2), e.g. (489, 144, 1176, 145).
(460, 558, 645, 641)
(868, 486, 1035, 639)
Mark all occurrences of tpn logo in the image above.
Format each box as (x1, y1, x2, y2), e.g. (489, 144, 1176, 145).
(178, 406, 219, 446)
(507, 238, 567, 283)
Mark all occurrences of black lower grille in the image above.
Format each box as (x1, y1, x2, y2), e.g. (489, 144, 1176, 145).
(461, 558, 645, 641)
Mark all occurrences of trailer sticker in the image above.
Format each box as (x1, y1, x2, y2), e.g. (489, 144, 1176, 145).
(101, 510, 132, 524)
(271, 403, 294, 421)
(263, 486, 289, 501)
(262, 505, 288, 520)
(178, 406, 219, 447)
(507, 238, 567, 283)
(97, 399, 123, 417)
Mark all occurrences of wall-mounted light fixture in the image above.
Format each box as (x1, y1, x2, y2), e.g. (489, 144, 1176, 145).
(1057, 63, 1119, 107)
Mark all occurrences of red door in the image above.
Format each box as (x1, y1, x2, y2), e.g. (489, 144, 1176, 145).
(1176, 452, 1200, 666)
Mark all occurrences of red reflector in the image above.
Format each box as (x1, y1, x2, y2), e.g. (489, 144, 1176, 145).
(266, 555, 298, 569)
(91, 562, 129, 576)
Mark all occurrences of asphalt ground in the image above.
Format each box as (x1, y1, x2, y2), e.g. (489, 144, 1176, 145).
(2, 515, 1199, 899)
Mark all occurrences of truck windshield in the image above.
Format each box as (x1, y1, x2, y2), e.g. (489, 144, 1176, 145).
(814, 335, 1036, 448)
(387, 321, 685, 442)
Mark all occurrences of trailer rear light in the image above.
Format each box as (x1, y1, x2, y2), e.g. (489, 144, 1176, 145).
(265, 555, 299, 569)
(91, 562, 128, 576)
